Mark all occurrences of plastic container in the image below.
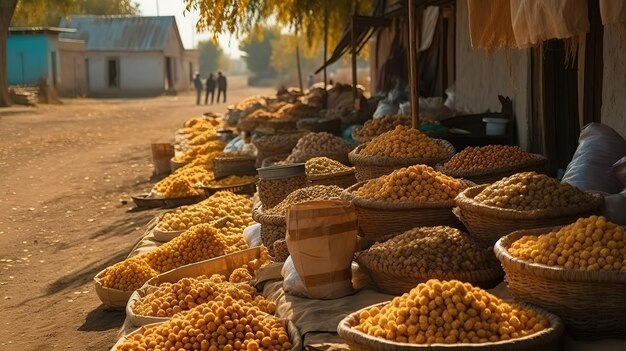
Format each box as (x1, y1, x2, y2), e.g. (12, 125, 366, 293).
(483, 117, 508, 136)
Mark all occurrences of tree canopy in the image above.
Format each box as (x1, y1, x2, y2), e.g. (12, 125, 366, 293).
(183, 0, 371, 53)
(11, 0, 139, 27)
(198, 40, 226, 77)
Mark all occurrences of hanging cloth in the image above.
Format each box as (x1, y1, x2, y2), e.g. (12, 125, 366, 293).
(510, 0, 589, 48)
(599, 0, 626, 24)
(467, 0, 517, 50)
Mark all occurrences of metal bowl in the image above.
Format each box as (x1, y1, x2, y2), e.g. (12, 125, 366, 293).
(257, 163, 306, 180)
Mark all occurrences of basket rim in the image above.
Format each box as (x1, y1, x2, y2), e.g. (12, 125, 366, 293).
(342, 181, 472, 210)
(94, 267, 136, 294)
(213, 155, 257, 162)
(494, 226, 626, 283)
(348, 139, 455, 167)
(252, 206, 286, 226)
(455, 184, 605, 220)
(435, 153, 547, 178)
(337, 301, 564, 350)
(307, 168, 356, 180)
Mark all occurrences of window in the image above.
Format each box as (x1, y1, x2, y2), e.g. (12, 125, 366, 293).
(107, 58, 120, 88)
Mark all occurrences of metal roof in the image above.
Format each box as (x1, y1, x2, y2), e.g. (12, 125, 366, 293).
(9, 27, 76, 35)
(58, 15, 178, 51)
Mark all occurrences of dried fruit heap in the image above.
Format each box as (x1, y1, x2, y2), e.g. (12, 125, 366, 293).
(264, 185, 343, 216)
(442, 145, 536, 171)
(361, 126, 446, 159)
(305, 157, 352, 176)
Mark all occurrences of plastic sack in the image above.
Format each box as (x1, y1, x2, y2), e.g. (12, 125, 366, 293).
(562, 123, 626, 194)
(223, 136, 244, 153)
(605, 189, 626, 225)
(398, 102, 411, 116)
(243, 223, 262, 247)
(613, 156, 626, 186)
(281, 256, 309, 298)
(373, 101, 398, 118)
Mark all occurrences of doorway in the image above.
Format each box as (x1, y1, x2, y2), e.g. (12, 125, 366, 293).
(165, 57, 174, 90)
(50, 51, 58, 87)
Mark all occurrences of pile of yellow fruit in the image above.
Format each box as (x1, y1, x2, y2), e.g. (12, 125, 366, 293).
(206, 175, 257, 187)
(156, 191, 253, 232)
(354, 115, 411, 140)
(355, 165, 467, 203)
(132, 274, 276, 318)
(100, 257, 158, 291)
(118, 298, 293, 351)
(305, 157, 352, 176)
(264, 185, 344, 216)
(442, 145, 536, 171)
(509, 215, 626, 271)
(285, 132, 353, 163)
(100, 224, 239, 291)
(474, 172, 594, 211)
(359, 226, 499, 277)
(354, 279, 549, 344)
(153, 166, 216, 198)
(360, 126, 447, 159)
(173, 142, 227, 164)
(188, 131, 221, 146)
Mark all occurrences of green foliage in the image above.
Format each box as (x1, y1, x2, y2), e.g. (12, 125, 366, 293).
(11, 0, 139, 27)
(198, 39, 225, 77)
(239, 26, 279, 78)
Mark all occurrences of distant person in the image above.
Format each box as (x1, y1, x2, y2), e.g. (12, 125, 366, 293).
(205, 73, 216, 105)
(217, 72, 227, 103)
(193, 73, 202, 105)
(307, 74, 314, 88)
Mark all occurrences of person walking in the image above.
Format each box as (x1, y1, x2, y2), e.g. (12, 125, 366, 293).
(205, 73, 216, 105)
(193, 73, 202, 105)
(217, 72, 227, 103)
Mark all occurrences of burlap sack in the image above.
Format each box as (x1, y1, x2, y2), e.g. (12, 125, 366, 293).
(285, 200, 357, 299)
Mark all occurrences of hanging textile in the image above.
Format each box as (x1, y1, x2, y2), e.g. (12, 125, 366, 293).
(510, 0, 589, 48)
(419, 6, 440, 52)
(467, 0, 517, 50)
(600, 0, 626, 24)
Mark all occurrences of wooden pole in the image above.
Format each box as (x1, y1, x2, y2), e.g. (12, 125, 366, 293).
(323, 0, 329, 108)
(408, 0, 419, 129)
(351, 16, 358, 109)
(296, 31, 303, 92)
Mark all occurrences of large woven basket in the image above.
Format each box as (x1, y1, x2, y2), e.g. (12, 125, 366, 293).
(94, 268, 138, 310)
(212, 155, 257, 179)
(341, 182, 468, 239)
(337, 302, 564, 351)
(495, 227, 626, 339)
(252, 206, 286, 256)
(435, 154, 547, 185)
(356, 256, 503, 295)
(308, 169, 357, 189)
(349, 140, 456, 182)
(454, 185, 605, 247)
(252, 132, 304, 167)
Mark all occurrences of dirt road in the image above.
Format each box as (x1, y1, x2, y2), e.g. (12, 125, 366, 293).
(0, 81, 274, 350)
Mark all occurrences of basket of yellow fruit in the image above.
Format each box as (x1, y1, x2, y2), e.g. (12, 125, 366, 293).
(94, 223, 241, 309)
(341, 165, 471, 239)
(337, 279, 564, 351)
(352, 115, 412, 144)
(357, 226, 503, 295)
(306, 157, 357, 189)
(453, 172, 604, 247)
(349, 126, 456, 182)
(494, 216, 626, 339)
(201, 175, 257, 196)
(113, 303, 301, 351)
(436, 145, 547, 185)
(252, 185, 344, 255)
(212, 154, 257, 179)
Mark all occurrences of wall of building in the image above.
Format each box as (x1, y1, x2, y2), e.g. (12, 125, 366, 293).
(58, 39, 87, 97)
(181, 50, 199, 91)
(454, 1, 531, 150)
(85, 51, 164, 97)
(601, 25, 626, 138)
(7, 34, 50, 85)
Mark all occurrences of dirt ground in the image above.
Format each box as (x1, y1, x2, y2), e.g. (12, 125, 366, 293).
(0, 79, 274, 350)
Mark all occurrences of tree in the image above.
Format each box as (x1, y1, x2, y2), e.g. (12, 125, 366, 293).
(0, 0, 138, 107)
(197, 39, 224, 77)
(239, 26, 279, 79)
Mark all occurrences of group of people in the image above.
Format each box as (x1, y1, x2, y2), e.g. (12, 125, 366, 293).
(193, 72, 227, 105)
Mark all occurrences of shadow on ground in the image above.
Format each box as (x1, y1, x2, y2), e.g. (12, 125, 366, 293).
(79, 305, 126, 332)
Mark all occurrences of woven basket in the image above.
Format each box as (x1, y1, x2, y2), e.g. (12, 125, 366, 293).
(288, 150, 351, 166)
(202, 181, 257, 196)
(212, 155, 257, 179)
(337, 302, 564, 351)
(296, 117, 342, 135)
(131, 194, 166, 209)
(356, 255, 503, 295)
(349, 140, 456, 182)
(170, 157, 185, 172)
(308, 169, 357, 189)
(435, 154, 547, 185)
(454, 185, 605, 247)
(252, 206, 286, 256)
(261, 154, 291, 168)
(341, 181, 469, 239)
(252, 132, 304, 167)
(495, 227, 626, 339)
(271, 239, 290, 262)
(93, 268, 136, 310)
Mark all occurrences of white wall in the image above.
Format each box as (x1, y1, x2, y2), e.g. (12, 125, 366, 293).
(455, 1, 531, 150)
(601, 25, 626, 138)
(85, 51, 164, 96)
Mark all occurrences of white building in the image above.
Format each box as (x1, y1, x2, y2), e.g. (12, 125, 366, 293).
(59, 15, 198, 97)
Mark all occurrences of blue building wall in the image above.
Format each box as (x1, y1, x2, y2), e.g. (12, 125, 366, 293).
(7, 34, 57, 85)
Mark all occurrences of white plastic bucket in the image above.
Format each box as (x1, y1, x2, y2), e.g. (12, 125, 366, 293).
(483, 118, 508, 136)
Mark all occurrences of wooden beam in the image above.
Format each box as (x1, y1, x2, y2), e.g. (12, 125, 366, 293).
(408, 0, 419, 128)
